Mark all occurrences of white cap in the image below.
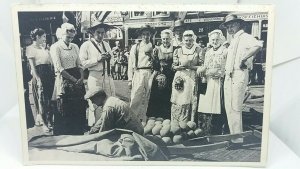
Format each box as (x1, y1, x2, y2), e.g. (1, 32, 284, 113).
(61, 23, 76, 35)
(161, 29, 173, 36)
(55, 28, 63, 39)
(208, 29, 223, 37)
(183, 30, 195, 37)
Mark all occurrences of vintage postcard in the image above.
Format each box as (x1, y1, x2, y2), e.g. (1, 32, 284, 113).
(12, 4, 274, 167)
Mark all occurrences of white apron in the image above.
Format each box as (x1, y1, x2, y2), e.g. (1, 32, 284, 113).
(198, 77, 221, 114)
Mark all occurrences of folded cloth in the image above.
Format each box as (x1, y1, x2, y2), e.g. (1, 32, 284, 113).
(29, 129, 168, 161)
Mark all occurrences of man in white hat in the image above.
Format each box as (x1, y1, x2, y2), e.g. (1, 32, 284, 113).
(220, 14, 263, 149)
(85, 88, 144, 135)
(79, 22, 116, 127)
(172, 20, 185, 48)
(128, 25, 158, 122)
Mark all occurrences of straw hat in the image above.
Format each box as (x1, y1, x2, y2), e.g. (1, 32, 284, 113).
(219, 14, 244, 29)
(88, 20, 114, 32)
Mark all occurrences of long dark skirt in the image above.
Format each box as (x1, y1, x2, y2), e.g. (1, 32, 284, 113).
(31, 64, 55, 126)
(53, 68, 87, 135)
(147, 70, 174, 120)
(197, 80, 229, 136)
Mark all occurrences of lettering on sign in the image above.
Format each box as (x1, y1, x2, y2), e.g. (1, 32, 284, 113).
(30, 16, 56, 22)
(184, 17, 223, 23)
(104, 17, 123, 22)
(184, 13, 268, 23)
(127, 21, 173, 28)
(184, 19, 192, 23)
(238, 13, 268, 20)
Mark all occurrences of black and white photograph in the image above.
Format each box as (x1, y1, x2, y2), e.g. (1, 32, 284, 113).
(12, 4, 274, 166)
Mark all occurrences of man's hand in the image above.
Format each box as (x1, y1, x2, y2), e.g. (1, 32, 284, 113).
(100, 53, 110, 61)
(76, 78, 84, 86)
(240, 59, 248, 70)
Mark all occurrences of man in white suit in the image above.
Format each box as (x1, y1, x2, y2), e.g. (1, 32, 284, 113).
(220, 14, 263, 149)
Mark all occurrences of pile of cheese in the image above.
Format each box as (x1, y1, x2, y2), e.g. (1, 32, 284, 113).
(143, 117, 204, 145)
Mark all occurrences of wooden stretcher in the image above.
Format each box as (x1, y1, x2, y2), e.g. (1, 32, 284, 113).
(166, 130, 262, 155)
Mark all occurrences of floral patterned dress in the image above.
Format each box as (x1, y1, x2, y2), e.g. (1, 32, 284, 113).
(198, 46, 227, 114)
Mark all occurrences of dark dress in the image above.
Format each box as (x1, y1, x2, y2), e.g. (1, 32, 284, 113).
(54, 68, 87, 135)
(147, 45, 175, 119)
(51, 40, 87, 135)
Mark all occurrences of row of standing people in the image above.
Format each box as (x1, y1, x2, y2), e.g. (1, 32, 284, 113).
(128, 14, 263, 148)
(127, 25, 225, 136)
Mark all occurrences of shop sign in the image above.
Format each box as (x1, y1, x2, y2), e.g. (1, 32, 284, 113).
(238, 13, 268, 20)
(184, 13, 268, 23)
(126, 21, 173, 28)
(30, 16, 56, 22)
(104, 17, 123, 22)
(184, 17, 223, 23)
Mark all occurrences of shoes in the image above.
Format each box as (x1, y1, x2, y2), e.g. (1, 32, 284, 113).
(47, 123, 53, 130)
(226, 142, 243, 150)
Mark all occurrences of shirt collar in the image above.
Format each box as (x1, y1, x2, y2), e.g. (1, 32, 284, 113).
(92, 38, 103, 45)
(58, 39, 73, 50)
(140, 40, 151, 46)
(233, 29, 244, 38)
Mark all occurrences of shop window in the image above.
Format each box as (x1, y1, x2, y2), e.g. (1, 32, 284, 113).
(261, 20, 268, 33)
(152, 11, 170, 18)
(129, 11, 147, 19)
(251, 22, 260, 38)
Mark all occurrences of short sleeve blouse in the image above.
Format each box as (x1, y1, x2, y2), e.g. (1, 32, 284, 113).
(26, 43, 52, 65)
(52, 40, 83, 72)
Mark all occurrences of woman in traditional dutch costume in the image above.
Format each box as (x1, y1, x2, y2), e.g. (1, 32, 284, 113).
(147, 29, 175, 119)
(170, 30, 204, 123)
(196, 30, 228, 135)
